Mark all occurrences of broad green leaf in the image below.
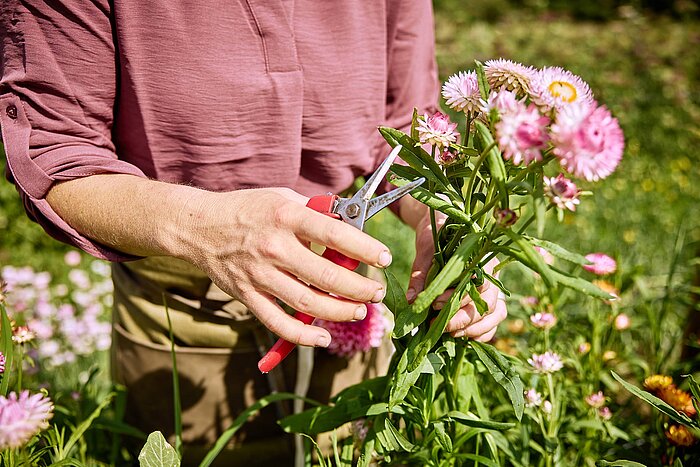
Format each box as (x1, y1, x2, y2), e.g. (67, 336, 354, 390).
(393, 232, 484, 338)
(471, 341, 524, 420)
(527, 237, 591, 266)
(419, 353, 446, 374)
(611, 372, 696, 426)
(445, 411, 515, 431)
(504, 230, 556, 287)
(138, 431, 180, 467)
(383, 269, 409, 318)
(379, 127, 458, 200)
(0, 303, 14, 396)
(474, 121, 508, 209)
(390, 338, 426, 407)
(408, 276, 470, 371)
(595, 461, 647, 467)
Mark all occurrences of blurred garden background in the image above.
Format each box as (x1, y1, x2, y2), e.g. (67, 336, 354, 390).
(1, 0, 700, 464)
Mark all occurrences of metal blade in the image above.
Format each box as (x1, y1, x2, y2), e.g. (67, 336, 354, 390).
(364, 177, 426, 221)
(354, 145, 402, 202)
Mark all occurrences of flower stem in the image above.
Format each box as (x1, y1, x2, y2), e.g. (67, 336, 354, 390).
(464, 145, 493, 215)
(17, 344, 23, 392)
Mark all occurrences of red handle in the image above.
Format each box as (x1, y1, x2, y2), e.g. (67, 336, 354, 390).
(258, 195, 360, 373)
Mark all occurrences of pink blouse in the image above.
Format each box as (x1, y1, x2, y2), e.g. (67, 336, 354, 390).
(0, 0, 439, 260)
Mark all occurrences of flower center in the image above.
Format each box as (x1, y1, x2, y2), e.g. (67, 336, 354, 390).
(548, 81, 577, 102)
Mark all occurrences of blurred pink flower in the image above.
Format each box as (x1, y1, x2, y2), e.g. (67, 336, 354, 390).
(542, 400, 553, 414)
(551, 102, 624, 181)
(528, 351, 564, 373)
(496, 101, 550, 166)
(442, 71, 481, 113)
(481, 89, 520, 115)
(531, 66, 594, 111)
(317, 303, 389, 358)
(0, 391, 54, 449)
(12, 326, 36, 345)
(484, 59, 537, 96)
(64, 251, 82, 267)
(614, 313, 631, 330)
(585, 391, 606, 408)
(578, 342, 591, 354)
(525, 388, 543, 407)
(583, 253, 617, 275)
(417, 112, 458, 150)
(544, 174, 581, 211)
(598, 406, 613, 420)
(68, 270, 91, 290)
(530, 312, 557, 330)
(520, 296, 539, 308)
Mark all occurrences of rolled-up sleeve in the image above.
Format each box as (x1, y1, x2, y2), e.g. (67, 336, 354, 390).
(0, 0, 146, 260)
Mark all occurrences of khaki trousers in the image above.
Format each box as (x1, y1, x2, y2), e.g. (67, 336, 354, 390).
(110, 257, 390, 466)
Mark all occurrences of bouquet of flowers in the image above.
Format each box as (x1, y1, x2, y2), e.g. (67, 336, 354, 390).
(281, 58, 625, 466)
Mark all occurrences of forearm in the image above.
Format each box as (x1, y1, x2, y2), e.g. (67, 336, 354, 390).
(46, 174, 209, 260)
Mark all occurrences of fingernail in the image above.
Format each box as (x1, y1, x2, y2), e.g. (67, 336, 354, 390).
(372, 287, 385, 303)
(378, 251, 392, 267)
(354, 305, 367, 320)
(316, 334, 331, 347)
(406, 288, 416, 302)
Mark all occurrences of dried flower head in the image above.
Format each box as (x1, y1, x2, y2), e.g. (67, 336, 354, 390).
(528, 351, 564, 374)
(494, 337, 518, 356)
(531, 66, 594, 112)
(583, 253, 617, 275)
(442, 71, 481, 114)
(666, 425, 697, 447)
(12, 326, 36, 345)
(530, 312, 557, 330)
(437, 147, 462, 166)
(551, 102, 624, 182)
(484, 59, 537, 96)
(644, 374, 674, 392)
(317, 303, 389, 358)
(496, 101, 550, 166)
(0, 390, 54, 449)
(544, 174, 581, 211)
(417, 111, 459, 150)
(585, 391, 606, 408)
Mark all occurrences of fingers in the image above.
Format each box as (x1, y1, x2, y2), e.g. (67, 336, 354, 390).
(244, 290, 332, 347)
(292, 207, 392, 269)
(281, 242, 385, 303)
(259, 269, 367, 322)
(452, 296, 507, 340)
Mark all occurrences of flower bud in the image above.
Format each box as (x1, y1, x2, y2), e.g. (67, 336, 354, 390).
(494, 208, 518, 228)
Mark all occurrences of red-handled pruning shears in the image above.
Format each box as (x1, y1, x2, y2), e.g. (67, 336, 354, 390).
(257, 145, 425, 373)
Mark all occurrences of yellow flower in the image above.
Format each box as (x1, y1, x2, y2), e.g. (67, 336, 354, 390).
(506, 319, 526, 335)
(494, 338, 518, 356)
(665, 425, 697, 447)
(643, 374, 674, 392)
(658, 386, 697, 416)
(602, 350, 617, 362)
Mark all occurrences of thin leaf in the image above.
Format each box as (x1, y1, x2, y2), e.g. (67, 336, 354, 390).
(0, 303, 14, 396)
(163, 297, 182, 457)
(62, 393, 115, 459)
(551, 269, 615, 300)
(475, 60, 490, 101)
(445, 411, 515, 431)
(379, 417, 414, 452)
(504, 230, 556, 287)
(474, 121, 508, 209)
(138, 431, 180, 467)
(483, 272, 510, 297)
(393, 232, 484, 338)
(682, 374, 700, 415)
(527, 237, 591, 266)
(455, 454, 500, 467)
(433, 421, 453, 452)
(611, 372, 696, 426)
(471, 341, 524, 420)
(595, 461, 647, 467)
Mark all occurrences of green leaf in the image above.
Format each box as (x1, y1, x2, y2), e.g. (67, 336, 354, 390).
(504, 230, 556, 287)
(611, 372, 696, 426)
(474, 121, 508, 209)
(445, 411, 516, 431)
(0, 303, 14, 396)
(419, 353, 446, 374)
(358, 436, 376, 467)
(471, 341, 524, 420)
(383, 269, 409, 318)
(682, 374, 700, 415)
(595, 461, 647, 467)
(551, 269, 615, 300)
(393, 232, 484, 338)
(455, 454, 500, 467)
(475, 60, 490, 101)
(408, 276, 471, 371)
(411, 108, 420, 141)
(390, 171, 472, 225)
(527, 237, 591, 266)
(377, 417, 414, 453)
(163, 298, 182, 457)
(138, 431, 180, 467)
(433, 421, 453, 452)
(61, 393, 116, 460)
(483, 272, 510, 297)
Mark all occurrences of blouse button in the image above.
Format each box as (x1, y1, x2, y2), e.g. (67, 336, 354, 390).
(6, 105, 18, 120)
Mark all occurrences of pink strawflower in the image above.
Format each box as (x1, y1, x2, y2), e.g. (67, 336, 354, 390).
(585, 391, 606, 408)
(531, 66, 595, 112)
(442, 71, 481, 114)
(530, 312, 557, 330)
(12, 326, 36, 344)
(317, 303, 389, 358)
(534, 246, 554, 265)
(528, 351, 564, 373)
(542, 400, 553, 414)
(520, 296, 539, 308)
(437, 147, 462, 166)
(614, 313, 631, 331)
(484, 59, 537, 96)
(525, 388, 543, 408)
(0, 391, 54, 449)
(583, 253, 617, 275)
(496, 101, 550, 166)
(417, 112, 458, 150)
(551, 102, 624, 181)
(64, 251, 82, 267)
(598, 406, 613, 420)
(0, 352, 5, 374)
(480, 89, 520, 115)
(544, 174, 581, 211)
